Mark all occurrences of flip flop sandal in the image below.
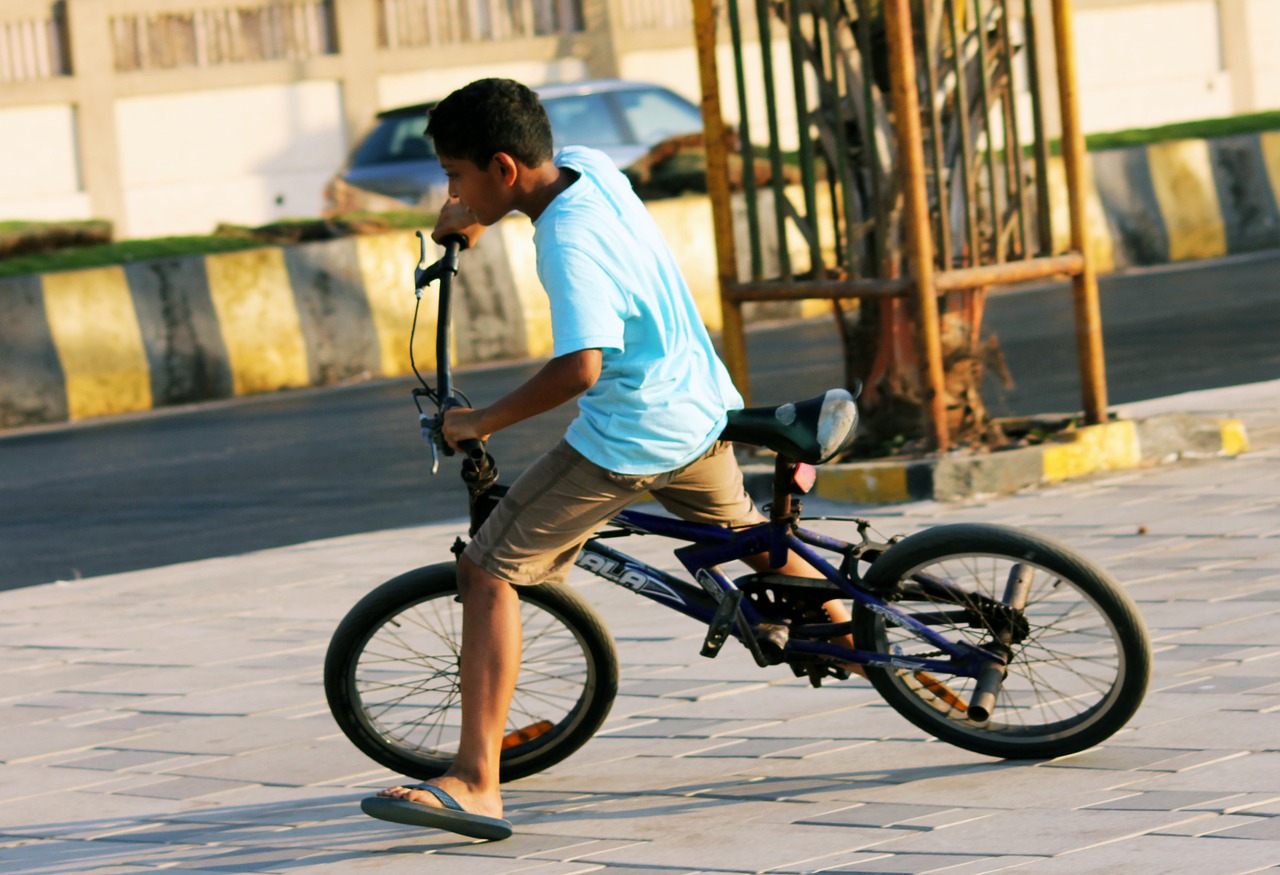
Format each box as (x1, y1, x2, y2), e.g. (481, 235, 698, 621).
(361, 783, 513, 841)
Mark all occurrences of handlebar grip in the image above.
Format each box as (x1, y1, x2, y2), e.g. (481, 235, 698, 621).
(457, 438, 487, 463)
(439, 233, 470, 252)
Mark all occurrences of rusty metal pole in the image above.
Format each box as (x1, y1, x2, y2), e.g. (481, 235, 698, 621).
(884, 0, 950, 451)
(692, 0, 752, 405)
(1052, 0, 1108, 423)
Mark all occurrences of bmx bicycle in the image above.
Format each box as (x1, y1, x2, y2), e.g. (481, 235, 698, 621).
(324, 234, 1152, 782)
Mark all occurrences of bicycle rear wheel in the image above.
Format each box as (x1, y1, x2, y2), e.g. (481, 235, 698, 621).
(325, 563, 618, 782)
(854, 523, 1151, 759)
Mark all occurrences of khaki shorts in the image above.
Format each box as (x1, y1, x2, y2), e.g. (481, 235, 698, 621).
(464, 438, 761, 586)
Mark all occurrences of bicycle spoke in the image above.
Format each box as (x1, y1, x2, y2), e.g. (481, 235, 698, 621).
(347, 588, 599, 767)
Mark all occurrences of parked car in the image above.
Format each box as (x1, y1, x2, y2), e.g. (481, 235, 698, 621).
(324, 79, 705, 214)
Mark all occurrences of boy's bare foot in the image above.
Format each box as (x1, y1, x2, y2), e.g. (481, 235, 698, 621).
(364, 774, 512, 839)
(377, 775, 503, 820)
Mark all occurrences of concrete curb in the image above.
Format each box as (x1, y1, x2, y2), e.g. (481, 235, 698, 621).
(1058, 130, 1280, 272)
(743, 414, 1251, 505)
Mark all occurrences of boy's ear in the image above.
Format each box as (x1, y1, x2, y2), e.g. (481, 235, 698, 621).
(491, 152, 520, 186)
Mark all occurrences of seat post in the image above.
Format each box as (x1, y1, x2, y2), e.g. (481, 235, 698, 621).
(770, 454, 796, 522)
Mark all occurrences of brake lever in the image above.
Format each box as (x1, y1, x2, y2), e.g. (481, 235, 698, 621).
(420, 413, 441, 475)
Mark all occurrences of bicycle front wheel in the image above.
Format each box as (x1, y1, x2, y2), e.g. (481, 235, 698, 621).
(854, 523, 1151, 759)
(325, 563, 618, 782)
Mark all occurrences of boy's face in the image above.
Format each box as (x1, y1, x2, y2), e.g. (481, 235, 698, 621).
(438, 153, 513, 225)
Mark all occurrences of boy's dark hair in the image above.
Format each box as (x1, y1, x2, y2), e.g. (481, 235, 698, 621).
(426, 78, 553, 169)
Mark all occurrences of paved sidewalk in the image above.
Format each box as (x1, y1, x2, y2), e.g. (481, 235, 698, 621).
(2, 381, 1279, 875)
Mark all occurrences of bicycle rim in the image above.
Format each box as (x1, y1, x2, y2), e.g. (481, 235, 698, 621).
(349, 588, 601, 775)
(857, 531, 1149, 758)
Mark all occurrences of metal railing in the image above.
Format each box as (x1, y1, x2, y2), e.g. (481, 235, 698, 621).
(108, 0, 336, 72)
(0, 1, 68, 82)
(377, 0, 583, 48)
(695, 0, 1108, 449)
(621, 0, 693, 30)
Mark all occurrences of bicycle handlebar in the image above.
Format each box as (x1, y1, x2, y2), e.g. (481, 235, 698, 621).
(414, 231, 468, 290)
(412, 230, 496, 493)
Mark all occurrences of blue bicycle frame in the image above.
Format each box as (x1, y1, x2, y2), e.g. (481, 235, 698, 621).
(575, 506, 999, 680)
(415, 233, 999, 686)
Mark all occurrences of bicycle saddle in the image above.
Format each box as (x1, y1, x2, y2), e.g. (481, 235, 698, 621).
(721, 387, 860, 464)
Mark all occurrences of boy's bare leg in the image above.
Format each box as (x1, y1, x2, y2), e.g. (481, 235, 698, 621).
(377, 554, 520, 818)
(744, 547, 868, 679)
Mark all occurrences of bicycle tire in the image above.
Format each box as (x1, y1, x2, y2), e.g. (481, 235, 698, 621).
(325, 563, 618, 782)
(853, 523, 1151, 759)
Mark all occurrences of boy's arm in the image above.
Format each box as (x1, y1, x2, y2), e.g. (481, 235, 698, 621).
(442, 348, 602, 448)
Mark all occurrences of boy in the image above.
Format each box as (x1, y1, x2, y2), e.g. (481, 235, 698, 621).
(364, 78, 841, 840)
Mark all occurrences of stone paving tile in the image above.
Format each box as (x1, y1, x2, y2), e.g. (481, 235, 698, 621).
(714, 703, 924, 741)
(1150, 813, 1272, 837)
(914, 857, 1048, 875)
(564, 868, 702, 875)
(792, 802, 955, 829)
(1082, 789, 1245, 810)
(0, 725, 166, 766)
(109, 775, 262, 800)
(593, 717, 760, 739)
(881, 808, 1205, 856)
(1192, 815, 1280, 840)
(1132, 749, 1253, 773)
(809, 853, 1006, 874)
(1237, 798, 1280, 816)
(1035, 746, 1195, 771)
(546, 734, 733, 767)
(1124, 714, 1280, 754)
(998, 834, 1280, 874)
(580, 824, 905, 872)
(516, 795, 792, 840)
(49, 748, 188, 772)
(527, 753, 774, 796)
(0, 837, 233, 874)
(677, 738, 800, 758)
(615, 678, 735, 698)
(761, 740, 882, 761)
(140, 787, 374, 826)
(1180, 793, 1280, 815)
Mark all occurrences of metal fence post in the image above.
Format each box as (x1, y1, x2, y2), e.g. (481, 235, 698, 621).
(1052, 0, 1108, 424)
(885, 0, 949, 451)
(692, 0, 752, 404)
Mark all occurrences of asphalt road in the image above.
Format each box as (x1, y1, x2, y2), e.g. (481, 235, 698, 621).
(2, 253, 1277, 590)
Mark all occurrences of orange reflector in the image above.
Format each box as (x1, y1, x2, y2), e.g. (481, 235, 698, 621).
(914, 671, 968, 712)
(793, 463, 817, 494)
(501, 720, 554, 749)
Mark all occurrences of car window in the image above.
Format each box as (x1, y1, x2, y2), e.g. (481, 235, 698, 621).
(544, 94, 627, 148)
(613, 88, 703, 146)
(352, 115, 436, 167)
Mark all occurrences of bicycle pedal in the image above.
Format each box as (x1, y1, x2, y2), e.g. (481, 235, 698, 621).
(701, 590, 742, 659)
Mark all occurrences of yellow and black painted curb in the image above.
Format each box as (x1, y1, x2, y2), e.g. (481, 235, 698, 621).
(1056, 131, 1280, 271)
(0, 228, 545, 430)
(744, 414, 1250, 506)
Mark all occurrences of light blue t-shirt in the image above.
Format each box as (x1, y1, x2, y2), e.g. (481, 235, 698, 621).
(532, 146, 744, 475)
